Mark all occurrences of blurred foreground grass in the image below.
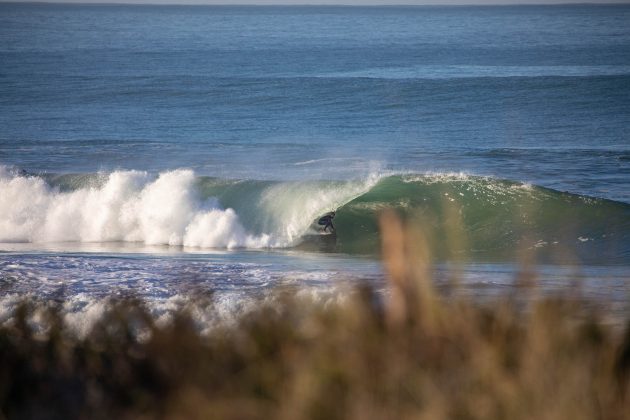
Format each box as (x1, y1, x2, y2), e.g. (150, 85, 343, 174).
(1, 212, 629, 419)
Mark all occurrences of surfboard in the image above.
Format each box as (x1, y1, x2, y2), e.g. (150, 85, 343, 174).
(298, 231, 337, 252)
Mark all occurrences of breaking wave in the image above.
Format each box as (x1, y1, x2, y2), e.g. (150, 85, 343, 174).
(0, 166, 377, 249)
(1, 166, 629, 263)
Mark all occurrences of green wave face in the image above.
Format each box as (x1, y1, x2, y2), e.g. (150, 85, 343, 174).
(331, 175, 630, 263)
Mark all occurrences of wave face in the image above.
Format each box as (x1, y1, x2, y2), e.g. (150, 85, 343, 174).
(1, 167, 629, 264)
(332, 174, 630, 264)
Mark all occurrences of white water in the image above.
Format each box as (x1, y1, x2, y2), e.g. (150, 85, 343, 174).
(0, 250, 384, 335)
(0, 166, 378, 248)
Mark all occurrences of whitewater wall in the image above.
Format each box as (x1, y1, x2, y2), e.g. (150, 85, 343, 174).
(0, 166, 376, 249)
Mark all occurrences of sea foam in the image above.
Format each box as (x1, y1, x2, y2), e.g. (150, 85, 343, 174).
(0, 168, 269, 248)
(0, 166, 376, 248)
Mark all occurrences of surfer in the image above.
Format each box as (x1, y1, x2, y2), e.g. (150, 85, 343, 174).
(317, 211, 336, 233)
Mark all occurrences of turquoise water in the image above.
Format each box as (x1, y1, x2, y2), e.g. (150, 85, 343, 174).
(1, 4, 629, 318)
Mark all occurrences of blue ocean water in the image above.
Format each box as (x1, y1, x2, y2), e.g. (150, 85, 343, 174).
(1, 4, 629, 321)
(2, 4, 630, 197)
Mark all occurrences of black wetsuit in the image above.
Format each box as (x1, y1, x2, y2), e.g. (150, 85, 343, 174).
(317, 212, 335, 233)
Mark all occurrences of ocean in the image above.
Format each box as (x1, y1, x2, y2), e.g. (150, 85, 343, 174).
(1, 3, 629, 326)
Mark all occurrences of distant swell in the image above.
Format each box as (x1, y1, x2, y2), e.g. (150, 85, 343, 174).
(1, 166, 629, 263)
(319, 65, 630, 80)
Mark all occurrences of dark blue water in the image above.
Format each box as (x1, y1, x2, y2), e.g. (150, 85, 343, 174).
(1, 4, 629, 319)
(1, 4, 629, 200)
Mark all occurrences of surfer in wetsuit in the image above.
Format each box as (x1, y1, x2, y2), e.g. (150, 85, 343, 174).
(318, 211, 336, 233)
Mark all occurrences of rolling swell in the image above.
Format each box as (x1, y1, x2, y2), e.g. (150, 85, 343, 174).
(1, 166, 628, 264)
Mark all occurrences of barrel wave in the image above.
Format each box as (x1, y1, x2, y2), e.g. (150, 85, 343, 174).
(1, 166, 628, 264)
(332, 175, 630, 264)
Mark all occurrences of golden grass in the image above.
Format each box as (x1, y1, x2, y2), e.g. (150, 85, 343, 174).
(0, 212, 629, 419)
